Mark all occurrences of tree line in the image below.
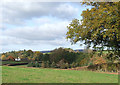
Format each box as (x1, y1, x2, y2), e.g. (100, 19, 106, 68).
(1, 47, 119, 71)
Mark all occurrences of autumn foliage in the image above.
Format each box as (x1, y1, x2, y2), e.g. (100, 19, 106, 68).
(92, 56, 106, 65)
(7, 56, 15, 61)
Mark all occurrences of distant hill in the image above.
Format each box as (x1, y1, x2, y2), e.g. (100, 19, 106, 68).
(40, 49, 84, 53)
(40, 50, 51, 53)
(74, 49, 84, 52)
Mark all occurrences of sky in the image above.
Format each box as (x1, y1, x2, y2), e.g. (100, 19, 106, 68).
(0, 0, 92, 53)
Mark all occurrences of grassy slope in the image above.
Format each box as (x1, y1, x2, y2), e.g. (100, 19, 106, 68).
(2, 66, 118, 83)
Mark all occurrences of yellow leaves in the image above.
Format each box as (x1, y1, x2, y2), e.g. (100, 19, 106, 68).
(116, 34, 119, 40)
(66, 2, 119, 53)
(103, 8, 107, 11)
(28, 57, 32, 61)
(103, 35, 106, 38)
(1, 55, 6, 60)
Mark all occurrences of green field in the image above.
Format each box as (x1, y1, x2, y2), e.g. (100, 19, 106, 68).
(2, 66, 118, 83)
(1, 61, 28, 65)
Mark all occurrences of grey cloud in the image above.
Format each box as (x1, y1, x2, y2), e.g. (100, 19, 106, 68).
(2, 20, 69, 41)
(0, 36, 31, 45)
(0, 35, 69, 47)
(2, 2, 79, 25)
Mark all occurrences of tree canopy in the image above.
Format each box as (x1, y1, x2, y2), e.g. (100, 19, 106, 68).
(66, 2, 120, 56)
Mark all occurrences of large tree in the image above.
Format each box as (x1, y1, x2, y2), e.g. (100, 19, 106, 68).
(66, 2, 120, 56)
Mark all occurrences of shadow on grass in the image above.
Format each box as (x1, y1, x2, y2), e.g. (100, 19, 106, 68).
(1, 83, 119, 85)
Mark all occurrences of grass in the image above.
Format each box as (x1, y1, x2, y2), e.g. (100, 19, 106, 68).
(1, 61, 27, 65)
(2, 66, 118, 83)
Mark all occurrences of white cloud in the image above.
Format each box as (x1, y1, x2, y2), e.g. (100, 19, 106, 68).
(56, 4, 78, 18)
(33, 17, 51, 24)
(0, 36, 30, 45)
(2, 2, 79, 25)
(1, 19, 71, 49)
(2, 20, 69, 41)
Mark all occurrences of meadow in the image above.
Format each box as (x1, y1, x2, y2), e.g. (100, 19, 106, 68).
(2, 66, 118, 83)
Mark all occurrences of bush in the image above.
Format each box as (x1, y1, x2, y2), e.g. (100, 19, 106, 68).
(88, 62, 93, 66)
(27, 62, 35, 67)
(41, 61, 46, 68)
(35, 62, 40, 67)
(51, 62, 56, 68)
(70, 62, 76, 68)
(65, 63, 70, 68)
(46, 61, 50, 68)
(88, 63, 120, 72)
(101, 64, 107, 72)
(75, 52, 90, 66)
(59, 63, 70, 69)
(93, 57, 106, 65)
(60, 63, 66, 69)
(57, 59, 65, 68)
(79, 58, 89, 66)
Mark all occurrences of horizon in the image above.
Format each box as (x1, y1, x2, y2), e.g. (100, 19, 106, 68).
(0, 48, 85, 53)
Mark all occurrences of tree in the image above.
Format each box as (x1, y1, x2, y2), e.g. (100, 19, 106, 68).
(34, 51, 43, 61)
(1, 55, 6, 60)
(26, 50, 33, 56)
(42, 54, 50, 62)
(66, 2, 120, 56)
(7, 56, 15, 61)
(50, 47, 76, 64)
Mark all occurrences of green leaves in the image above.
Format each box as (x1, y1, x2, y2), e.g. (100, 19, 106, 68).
(66, 2, 120, 56)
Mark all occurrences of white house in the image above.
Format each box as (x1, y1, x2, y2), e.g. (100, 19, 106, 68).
(15, 57, 21, 61)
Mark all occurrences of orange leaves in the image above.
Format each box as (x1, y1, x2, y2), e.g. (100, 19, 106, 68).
(7, 56, 15, 61)
(93, 56, 106, 65)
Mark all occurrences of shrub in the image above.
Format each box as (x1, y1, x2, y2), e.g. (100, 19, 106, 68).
(88, 63, 120, 72)
(46, 61, 50, 68)
(88, 62, 93, 66)
(79, 58, 89, 66)
(59, 63, 70, 69)
(27, 62, 35, 67)
(57, 59, 65, 68)
(41, 61, 46, 68)
(65, 63, 70, 68)
(51, 62, 56, 68)
(35, 62, 40, 67)
(101, 64, 107, 72)
(70, 62, 76, 68)
(75, 52, 90, 66)
(93, 56, 106, 65)
(60, 63, 66, 69)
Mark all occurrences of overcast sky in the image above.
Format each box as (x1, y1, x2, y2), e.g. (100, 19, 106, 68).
(0, 1, 92, 53)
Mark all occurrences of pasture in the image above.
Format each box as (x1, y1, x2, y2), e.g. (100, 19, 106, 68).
(2, 66, 118, 83)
